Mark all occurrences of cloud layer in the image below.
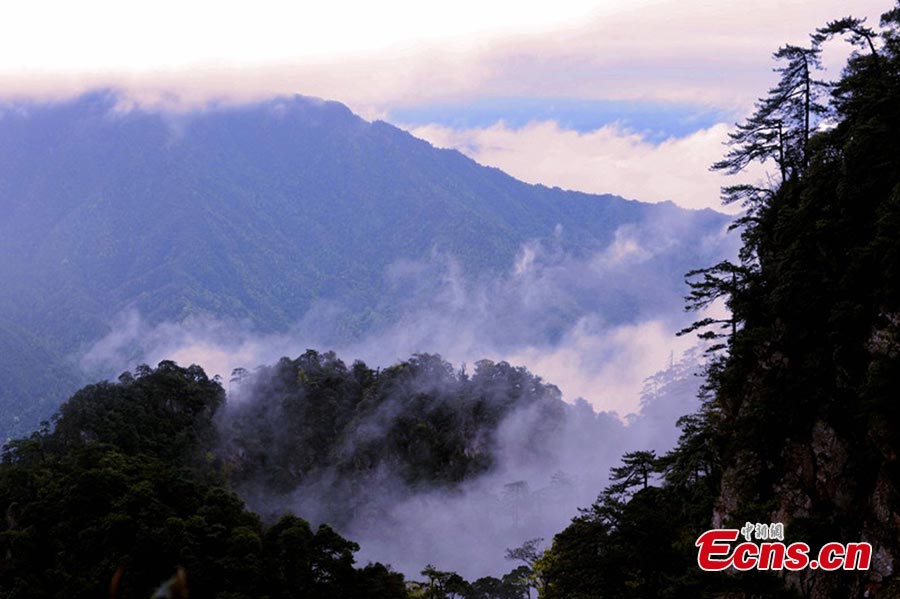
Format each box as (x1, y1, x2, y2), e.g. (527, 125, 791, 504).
(82, 221, 733, 416)
(3, 0, 884, 208)
(75, 173, 735, 580)
(0, 0, 887, 115)
(408, 120, 748, 210)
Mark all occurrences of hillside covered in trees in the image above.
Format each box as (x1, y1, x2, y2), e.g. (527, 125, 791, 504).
(0, 92, 729, 439)
(0, 361, 409, 598)
(3, 3, 900, 598)
(0, 347, 701, 597)
(0, 356, 564, 598)
(6, 345, 678, 598)
(532, 4, 900, 598)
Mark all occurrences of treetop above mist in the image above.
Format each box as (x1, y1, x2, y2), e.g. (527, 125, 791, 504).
(0, 349, 622, 597)
(222, 350, 567, 501)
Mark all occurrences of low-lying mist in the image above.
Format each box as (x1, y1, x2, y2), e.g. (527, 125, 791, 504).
(218, 348, 705, 580)
(82, 219, 731, 414)
(78, 222, 729, 578)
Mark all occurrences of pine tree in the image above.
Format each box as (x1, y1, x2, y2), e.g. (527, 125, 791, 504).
(712, 44, 827, 184)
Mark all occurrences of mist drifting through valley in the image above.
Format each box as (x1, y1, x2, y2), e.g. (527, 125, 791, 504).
(0, 88, 737, 583)
(2, 2, 897, 597)
(79, 224, 732, 579)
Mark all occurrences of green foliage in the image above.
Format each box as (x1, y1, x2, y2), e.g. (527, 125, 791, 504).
(406, 564, 530, 599)
(4, 4, 899, 596)
(0, 351, 570, 597)
(537, 431, 793, 598)
(712, 42, 827, 183)
(538, 3, 900, 596)
(694, 0, 900, 517)
(223, 351, 566, 524)
(0, 361, 408, 598)
(53, 360, 223, 464)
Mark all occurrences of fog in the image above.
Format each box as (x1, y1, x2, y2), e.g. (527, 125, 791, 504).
(341, 350, 705, 579)
(81, 222, 731, 579)
(83, 218, 732, 415)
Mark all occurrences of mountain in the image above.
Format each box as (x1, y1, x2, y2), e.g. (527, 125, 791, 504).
(0, 92, 730, 436)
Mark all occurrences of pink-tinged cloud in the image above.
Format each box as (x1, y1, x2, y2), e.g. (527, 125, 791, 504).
(0, 0, 888, 113)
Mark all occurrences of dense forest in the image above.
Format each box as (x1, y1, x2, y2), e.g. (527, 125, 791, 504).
(533, 4, 900, 598)
(0, 360, 403, 598)
(224, 350, 564, 497)
(2, 3, 900, 598)
(0, 357, 552, 598)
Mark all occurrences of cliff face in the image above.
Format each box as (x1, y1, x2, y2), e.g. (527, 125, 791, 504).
(715, 416, 899, 597)
(697, 9, 900, 598)
(708, 181, 900, 595)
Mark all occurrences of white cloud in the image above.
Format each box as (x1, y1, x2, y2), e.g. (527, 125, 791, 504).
(408, 119, 772, 210)
(79, 225, 729, 580)
(83, 226, 733, 416)
(0, 0, 887, 113)
(0, 1, 610, 71)
(505, 317, 695, 415)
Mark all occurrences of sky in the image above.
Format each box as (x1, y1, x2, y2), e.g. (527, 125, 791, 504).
(0, 0, 890, 209)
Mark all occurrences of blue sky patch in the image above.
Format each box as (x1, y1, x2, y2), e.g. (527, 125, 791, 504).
(388, 97, 737, 142)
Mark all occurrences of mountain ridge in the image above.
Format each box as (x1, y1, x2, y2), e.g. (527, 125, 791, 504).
(0, 91, 731, 436)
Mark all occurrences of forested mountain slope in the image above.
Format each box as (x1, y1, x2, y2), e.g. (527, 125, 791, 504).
(0, 360, 412, 598)
(0, 353, 608, 598)
(0, 93, 729, 436)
